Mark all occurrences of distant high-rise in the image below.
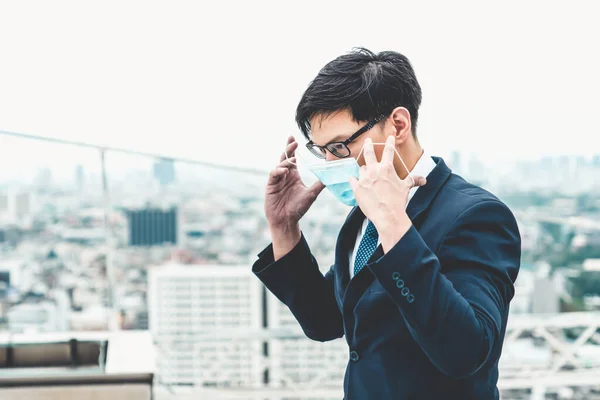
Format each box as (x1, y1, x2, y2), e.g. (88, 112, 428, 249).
(126, 207, 178, 247)
(135, 310, 149, 330)
(153, 158, 176, 187)
(0, 260, 22, 288)
(0, 190, 32, 223)
(466, 154, 487, 184)
(449, 151, 462, 175)
(0, 194, 7, 212)
(148, 264, 262, 387)
(531, 277, 560, 314)
(75, 164, 85, 192)
(34, 167, 53, 189)
(0, 269, 9, 286)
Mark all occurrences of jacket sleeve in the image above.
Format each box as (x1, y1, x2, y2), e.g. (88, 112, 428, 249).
(252, 233, 344, 342)
(366, 200, 521, 378)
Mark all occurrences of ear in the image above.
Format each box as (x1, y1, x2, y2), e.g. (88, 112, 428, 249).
(388, 107, 412, 144)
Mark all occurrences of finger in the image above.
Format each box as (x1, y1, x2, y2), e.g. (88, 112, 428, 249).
(280, 137, 299, 162)
(363, 138, 377, 166)
(358, 165, 367, 180)
(349, 176, 359, 192)
(278, 157, 297, 169)
(380, 135, 396, 165)
(280, 139, 298, 162)
(267, 167, 289, 185)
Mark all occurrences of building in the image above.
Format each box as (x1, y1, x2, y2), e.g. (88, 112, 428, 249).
(153, 158, 176, 187)
(449, 151, 462, 175)
(583, 259, 600, 272)
(529, 263, 561, 315)
(148, 264, 262, 387)
(0, 190, 33, 224)
(126, 207, 178, 247)
(531, 277, 560, 314)
(0, 226, 21, 247)
(0, 259, 23, 289)
(75, 164, 86, 192)
(510, 269, 534, 314)
(266, 291, 347, 394)
(7, 301, 61, 333)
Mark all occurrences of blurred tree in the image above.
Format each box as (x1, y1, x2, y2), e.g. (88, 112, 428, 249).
(570, 271, 600, 298)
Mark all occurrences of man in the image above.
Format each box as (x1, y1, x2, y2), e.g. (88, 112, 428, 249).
(252, 48, 521, 399)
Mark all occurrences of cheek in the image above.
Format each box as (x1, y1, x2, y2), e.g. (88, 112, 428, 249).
(373, 129, 389, 141)
(347, 143, 363, 163)
(352, 146, 385, 165)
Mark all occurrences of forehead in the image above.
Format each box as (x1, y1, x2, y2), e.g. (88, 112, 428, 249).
(309, 109, 362, 145)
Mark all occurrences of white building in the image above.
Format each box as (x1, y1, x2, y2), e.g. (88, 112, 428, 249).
(0, 189, 34, 224)
(148, 264, 263, 387)
(7, 301, 60, 333)
(583, 258, 600, 271)
(510, 269, 534, 315)
(267, 290, 348, 395)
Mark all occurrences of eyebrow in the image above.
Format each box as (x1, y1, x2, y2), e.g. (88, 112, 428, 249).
(312, 124, 362, 146)
(326, 134, 347, 144)
(310, 133, 346, 147)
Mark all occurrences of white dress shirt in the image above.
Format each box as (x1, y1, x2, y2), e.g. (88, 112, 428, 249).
(349, 150, 437, 279)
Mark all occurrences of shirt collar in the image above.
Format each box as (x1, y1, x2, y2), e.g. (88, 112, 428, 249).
(407, 149, 436, 204)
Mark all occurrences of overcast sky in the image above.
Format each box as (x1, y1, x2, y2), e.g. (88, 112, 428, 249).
(1, 0, 599, 181)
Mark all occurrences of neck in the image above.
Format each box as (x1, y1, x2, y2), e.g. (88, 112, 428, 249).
(394, 141, 423, 180)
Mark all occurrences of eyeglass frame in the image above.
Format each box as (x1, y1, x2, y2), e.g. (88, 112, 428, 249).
(305, 114, 387, 159)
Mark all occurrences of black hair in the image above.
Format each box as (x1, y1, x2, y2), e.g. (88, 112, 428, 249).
(295, 47, 422, 140)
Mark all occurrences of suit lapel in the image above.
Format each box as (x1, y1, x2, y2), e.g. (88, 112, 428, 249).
(334, 205, 365, 291)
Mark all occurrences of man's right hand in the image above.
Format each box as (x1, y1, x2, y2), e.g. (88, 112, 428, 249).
(265, 136, 325, 260)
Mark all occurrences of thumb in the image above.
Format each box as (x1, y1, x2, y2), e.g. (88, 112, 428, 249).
(309, 180, 326, 197)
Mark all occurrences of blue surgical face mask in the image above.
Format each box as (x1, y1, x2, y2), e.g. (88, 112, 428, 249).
(285, 142, 412, 207)
(307, 158, 360, 206)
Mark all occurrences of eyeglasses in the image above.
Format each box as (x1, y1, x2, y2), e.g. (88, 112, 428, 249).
(305, 114, 386, 159)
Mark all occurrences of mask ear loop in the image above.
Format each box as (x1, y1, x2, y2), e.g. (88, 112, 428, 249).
(356, 143, 415, 187)
(284, 143, 311, 167)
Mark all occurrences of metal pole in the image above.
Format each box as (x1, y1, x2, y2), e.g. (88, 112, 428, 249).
(100, 149, 119, 331)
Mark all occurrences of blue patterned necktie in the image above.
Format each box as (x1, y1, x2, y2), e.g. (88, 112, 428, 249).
(353, 221, 379, 276)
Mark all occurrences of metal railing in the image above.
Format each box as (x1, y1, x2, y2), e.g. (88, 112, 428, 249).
(150, 313, 600, 399)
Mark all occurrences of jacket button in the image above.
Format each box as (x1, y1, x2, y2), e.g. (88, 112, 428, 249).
(407, 294, 415, 303)
(395, 279, 405, 289)
(392, 272, 401, 280)
(401, 287, 410, 297)
(349, 351, 359, 362)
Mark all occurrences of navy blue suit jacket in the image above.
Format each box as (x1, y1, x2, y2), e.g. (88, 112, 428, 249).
(252, 157, 521, 399)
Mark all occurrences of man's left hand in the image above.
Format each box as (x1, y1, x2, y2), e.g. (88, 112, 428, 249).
(349, 136, 427, 252)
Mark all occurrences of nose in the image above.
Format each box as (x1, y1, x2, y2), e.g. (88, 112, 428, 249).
(325, 151, 343, 162)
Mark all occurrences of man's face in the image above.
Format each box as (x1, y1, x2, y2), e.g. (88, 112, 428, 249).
(309, 109, 388, 165)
